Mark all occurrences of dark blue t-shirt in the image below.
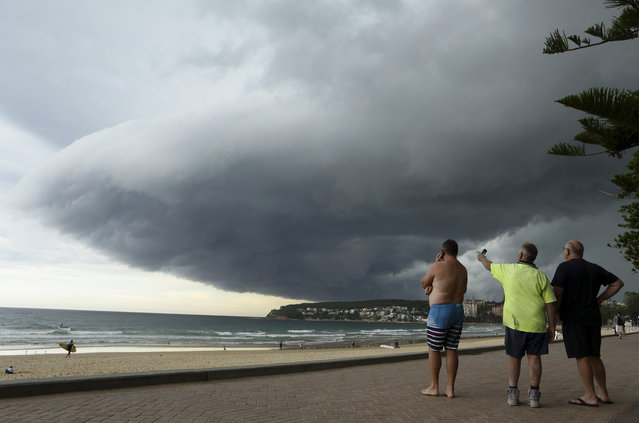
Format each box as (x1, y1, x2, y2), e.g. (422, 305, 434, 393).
(551, 258, 618, 326)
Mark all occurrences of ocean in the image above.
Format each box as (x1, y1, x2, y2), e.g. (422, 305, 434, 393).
(0, 307, 504, 355)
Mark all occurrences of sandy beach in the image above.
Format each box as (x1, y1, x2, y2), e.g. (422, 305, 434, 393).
(1, 327, 629, 381)
(0, 336, 505, 381)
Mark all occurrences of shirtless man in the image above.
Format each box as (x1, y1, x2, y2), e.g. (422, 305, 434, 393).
(420, 239, 468, 398)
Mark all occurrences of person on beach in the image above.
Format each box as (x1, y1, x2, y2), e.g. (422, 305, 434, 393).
(614, 313, 625, 340)
(420, 239, 467, 399)
(66, 340, 74, 358)
(551, 240, 623, 407)
(477, 243, 556, 408)
(4, 366, 13, 374)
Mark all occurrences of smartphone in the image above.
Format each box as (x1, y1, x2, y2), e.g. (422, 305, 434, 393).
(481, 249, 487, 255)
(439, 249, 446, 260)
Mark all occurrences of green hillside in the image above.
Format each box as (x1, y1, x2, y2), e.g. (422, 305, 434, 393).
(266, 299, 429, 320)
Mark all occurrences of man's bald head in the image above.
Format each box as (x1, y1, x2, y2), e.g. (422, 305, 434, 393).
(565, 240, 584, 258)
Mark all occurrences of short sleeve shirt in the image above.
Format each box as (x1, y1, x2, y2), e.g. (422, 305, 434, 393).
(551, 258, 618, 326)
(491, 263, 556, 333)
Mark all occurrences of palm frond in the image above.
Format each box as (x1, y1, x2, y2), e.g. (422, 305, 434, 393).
(543, 29, 570, 54)
(547, 143, 587, 156)
(556, 88, 639, 131)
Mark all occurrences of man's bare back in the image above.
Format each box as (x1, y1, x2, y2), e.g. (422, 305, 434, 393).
(421, 254, 468, 305)
(419, 242, 467, 399)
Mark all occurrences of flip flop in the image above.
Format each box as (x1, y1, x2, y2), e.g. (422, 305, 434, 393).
(569, 398, 598, 407)
(596, 396, 613, 404)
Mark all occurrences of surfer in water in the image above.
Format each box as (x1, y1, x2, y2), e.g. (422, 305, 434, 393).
(66, 340, 74, 358)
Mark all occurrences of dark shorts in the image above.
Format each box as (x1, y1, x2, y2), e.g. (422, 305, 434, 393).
(561, 324, 601, 358)
(505, 327, 548, 358)
(426, 304, 464, 351)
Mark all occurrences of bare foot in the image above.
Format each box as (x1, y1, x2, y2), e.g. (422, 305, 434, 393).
(421, 387, 439, 396)
(445, 389, 455, 398)
(596, 395, 613, 404)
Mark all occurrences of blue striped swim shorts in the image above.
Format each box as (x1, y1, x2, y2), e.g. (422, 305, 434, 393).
(426, 303, 464, 351)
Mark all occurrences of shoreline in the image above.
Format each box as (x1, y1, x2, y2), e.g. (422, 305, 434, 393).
(0, 326, 506, 357)
(0, 336, 502, 381)
(0, 327, 631, 381)
(0, 325, 623, 357)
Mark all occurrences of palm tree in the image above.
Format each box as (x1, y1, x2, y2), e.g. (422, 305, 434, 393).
(544, 1, 639, 269)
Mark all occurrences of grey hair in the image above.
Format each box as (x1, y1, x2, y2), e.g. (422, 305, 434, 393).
(519, 242, 538, 262)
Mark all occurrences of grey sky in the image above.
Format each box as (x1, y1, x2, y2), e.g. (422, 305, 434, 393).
(2, 0, 637, 303)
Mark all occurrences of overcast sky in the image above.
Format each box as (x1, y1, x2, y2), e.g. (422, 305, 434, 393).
(1, 0, 637, 316)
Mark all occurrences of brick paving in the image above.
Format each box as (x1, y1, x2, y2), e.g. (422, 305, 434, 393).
(0, 334, 637, 422)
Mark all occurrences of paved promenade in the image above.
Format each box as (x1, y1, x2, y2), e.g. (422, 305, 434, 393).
(0, 334, 637, 422)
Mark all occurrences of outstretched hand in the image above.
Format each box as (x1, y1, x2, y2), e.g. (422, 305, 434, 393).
(476, 250, 492, 271)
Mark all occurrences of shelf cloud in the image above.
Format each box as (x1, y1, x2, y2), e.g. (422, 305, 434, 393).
(4, 0, 637, 301)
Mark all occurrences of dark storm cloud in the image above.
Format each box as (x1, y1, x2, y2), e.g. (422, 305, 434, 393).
(9, 109, 628, 301)
(6, 0, 639, 300)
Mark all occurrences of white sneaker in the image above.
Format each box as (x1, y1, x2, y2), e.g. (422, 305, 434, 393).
(528, 389, 541, 408)
(507, 387, 519, 406)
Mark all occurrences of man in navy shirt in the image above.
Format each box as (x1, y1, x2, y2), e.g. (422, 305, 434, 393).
(551, 240, 623, 407)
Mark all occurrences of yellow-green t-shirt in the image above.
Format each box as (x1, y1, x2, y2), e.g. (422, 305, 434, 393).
(490, 263, 556, 333)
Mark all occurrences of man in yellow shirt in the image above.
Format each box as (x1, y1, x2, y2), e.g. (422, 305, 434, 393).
(477, 243, 556, 408)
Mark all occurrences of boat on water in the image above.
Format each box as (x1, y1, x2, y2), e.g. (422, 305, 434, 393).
(57, 324, 71, 331)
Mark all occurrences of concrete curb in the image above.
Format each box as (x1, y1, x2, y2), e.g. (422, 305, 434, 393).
(0, 344, 509, 399)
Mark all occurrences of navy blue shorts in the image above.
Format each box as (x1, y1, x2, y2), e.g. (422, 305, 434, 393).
(561, 324, 601, 359)
(505, 327, 548, 358)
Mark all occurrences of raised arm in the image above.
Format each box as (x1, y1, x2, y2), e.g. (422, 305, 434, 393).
(477, 251, 492, 271)
(420, 266, 435, 289)
(421, 252, 444, 289)
(421, 262, 438, 297)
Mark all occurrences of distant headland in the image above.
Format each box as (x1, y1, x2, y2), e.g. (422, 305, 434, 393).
(266, 298, 503, 323)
